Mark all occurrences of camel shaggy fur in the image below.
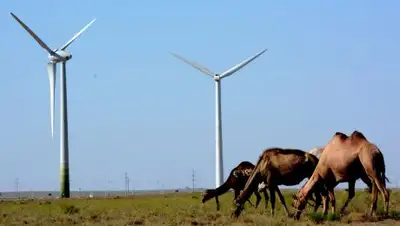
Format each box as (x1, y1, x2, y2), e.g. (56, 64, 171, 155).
(201, 161, 269, 210)
(232, 147, 324, 217)
(292, 131, 390, 220)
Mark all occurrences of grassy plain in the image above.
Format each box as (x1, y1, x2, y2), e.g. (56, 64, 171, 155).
(0, 189, 399, 225)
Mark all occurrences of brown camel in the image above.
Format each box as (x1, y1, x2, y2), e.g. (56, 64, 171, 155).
(202, 161, 269, 211)
(292, 131, 390, 220)
(232, 147, 324, 217)
(308, 146, 373, 194)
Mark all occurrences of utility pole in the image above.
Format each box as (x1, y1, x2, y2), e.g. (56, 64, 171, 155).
(14, 178, 19, 199)
(192, 169, 196, 192)
(124, 172, 130, 196)
(105, 180, 112, 197)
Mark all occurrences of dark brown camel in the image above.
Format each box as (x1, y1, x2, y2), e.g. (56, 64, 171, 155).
(292, 131, 390, 220)
(202, 161, 269, 210)
(233, 147, 324, 217)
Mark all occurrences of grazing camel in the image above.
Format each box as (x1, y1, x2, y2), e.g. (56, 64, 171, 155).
(292, 131, 390, 220)
(257, 147, 325, 193)
(256, 146, 326, 193)
(309, 146, 373, 194)
(232, 147, 324, 217)
(201, 161, 269, 211)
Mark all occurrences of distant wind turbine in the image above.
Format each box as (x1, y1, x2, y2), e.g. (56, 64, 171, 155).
(170, 48, 267, 188)
(10, 12, 96, 198)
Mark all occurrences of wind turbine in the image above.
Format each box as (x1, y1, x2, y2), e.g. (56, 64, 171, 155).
(10, 13, 96, 198)
(170, 48, 267, 188)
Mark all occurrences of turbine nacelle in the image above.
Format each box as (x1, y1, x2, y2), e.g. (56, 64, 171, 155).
(213, 74, 221, 81)
(49, 50, 72, 63)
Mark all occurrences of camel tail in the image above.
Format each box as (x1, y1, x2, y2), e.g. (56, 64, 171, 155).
(382, 160, 390, 185)
(378, 150, 390, 186)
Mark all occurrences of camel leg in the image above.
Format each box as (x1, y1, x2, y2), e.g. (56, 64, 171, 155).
(246, 199, 255, 207)
(371, 175, 390, 216)
(316, 180, 328, 212)
(369, 181, 378, 216)
(363, 164, 390, 216)
(293, 173, 323, 220)
(263, 189, 269, 209)
(322, 194, 329, 215)
(340, 180, 355, 214)
(235, 189, 254, 207)
(234, 189, 239, 200)
(313, 190, 322, 212)
(254, 190, 262, 208)
(215, 196, 220, 211)
(275, 186, 291, 217)
(306, 191, 321, 209)
(268, 186, 276, 216)
(327, 188, 336, 214)
(359, 152, 390, 216)
(361, 174, 373, 193)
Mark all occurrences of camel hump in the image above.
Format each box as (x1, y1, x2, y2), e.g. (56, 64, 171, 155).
(266, 147, 305, 156)
(232, 161, 255, 178)
(334, 132, 348, 140)
(238, 161, 255, 167)
(350, 130, 367, 140)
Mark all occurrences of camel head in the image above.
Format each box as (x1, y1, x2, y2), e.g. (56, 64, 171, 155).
(291, 191, 308, 220)
(201, 189, 215, 203)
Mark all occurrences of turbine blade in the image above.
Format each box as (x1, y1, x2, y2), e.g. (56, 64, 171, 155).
(47, 62, 56, 138)
(169, 52, 215, 77)
(219, 48, 268, 79)
(60, 18, 97, 50)
(10, 13, 55, 56)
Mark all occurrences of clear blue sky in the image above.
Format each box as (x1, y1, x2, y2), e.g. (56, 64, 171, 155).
(1, 1, 399, 192)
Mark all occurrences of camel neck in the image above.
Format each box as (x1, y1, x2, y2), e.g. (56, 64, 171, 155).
(214, 179, 232, 196)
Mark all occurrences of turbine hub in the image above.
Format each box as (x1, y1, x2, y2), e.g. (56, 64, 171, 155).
(48, 50, 72, 63)
(213, 74, 221, 81)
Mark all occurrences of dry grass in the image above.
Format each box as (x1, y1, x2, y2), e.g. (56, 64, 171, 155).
(0, 190, 399, 225)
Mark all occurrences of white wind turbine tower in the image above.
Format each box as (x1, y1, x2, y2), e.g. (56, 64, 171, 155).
(10, 13, 96, 198)
(170, 48, 267, 188)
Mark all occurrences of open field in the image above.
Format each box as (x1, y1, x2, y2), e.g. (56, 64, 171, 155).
(0, 189, 399, 225)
